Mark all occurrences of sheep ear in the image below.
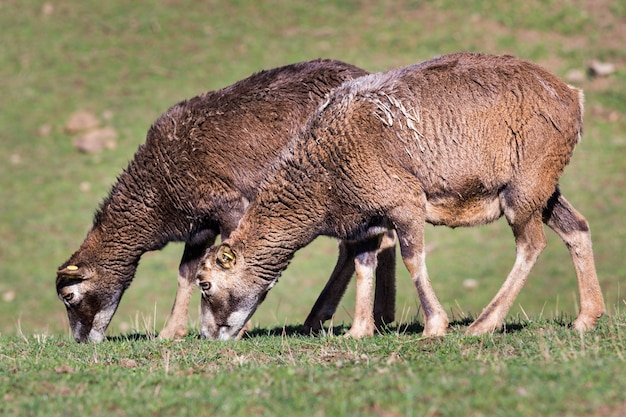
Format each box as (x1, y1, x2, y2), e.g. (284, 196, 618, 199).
(57, 264, 89, 280)
(216, 244, 236, 270)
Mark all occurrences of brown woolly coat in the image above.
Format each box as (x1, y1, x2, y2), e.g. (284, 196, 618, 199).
(56, 59, 370, 342)
(197, 52, 604, 340)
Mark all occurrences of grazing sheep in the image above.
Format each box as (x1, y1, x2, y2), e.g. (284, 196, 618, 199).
(55, 59, 397, 343)
(195, 52, 605, 340)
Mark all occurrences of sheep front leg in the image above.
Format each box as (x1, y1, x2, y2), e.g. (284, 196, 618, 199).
(374, 230, 397, 329)
(346, 234, 391, 338)
(159, 269, 195, 339)
(393, 207, 449, 337)
(160, 237, 215, 340)
(403, 251, 449, 337)
(303, 230, 397, 335)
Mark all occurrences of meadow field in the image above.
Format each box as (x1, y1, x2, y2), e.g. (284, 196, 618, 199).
(1, 1, 625, 415)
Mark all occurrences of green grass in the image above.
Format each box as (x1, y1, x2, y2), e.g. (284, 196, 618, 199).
(2, 315, 625, 416)
(1, 0, 625, 415)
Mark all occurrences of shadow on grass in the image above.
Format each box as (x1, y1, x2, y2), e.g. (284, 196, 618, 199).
(107, 333, 156, 342)
(241, 315, 536, 339)
(107, 315, 560, 342)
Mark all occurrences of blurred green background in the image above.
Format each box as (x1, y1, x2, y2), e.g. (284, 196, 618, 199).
(1, 0, 624, 338)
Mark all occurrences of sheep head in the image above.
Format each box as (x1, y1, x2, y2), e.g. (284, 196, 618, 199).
(195, 242, 275, 340)
(56, 262, 126, 343)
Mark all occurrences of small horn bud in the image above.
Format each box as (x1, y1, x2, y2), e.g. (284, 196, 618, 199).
(216, 244, 236, 270)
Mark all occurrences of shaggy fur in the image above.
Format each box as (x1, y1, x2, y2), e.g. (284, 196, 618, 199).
(56, 59, 397, 343)
(196, 52, 605, 340)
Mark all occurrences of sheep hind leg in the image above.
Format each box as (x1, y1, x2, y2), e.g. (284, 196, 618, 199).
(159, 239, 214, 340)
(466, 212, 546, 336)
(542, 190, 605, 331)
(302, 240, 356, 335)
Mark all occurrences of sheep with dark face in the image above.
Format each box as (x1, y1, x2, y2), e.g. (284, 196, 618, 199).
(196, 52, 605, 340)
(55, 59, 398, 343)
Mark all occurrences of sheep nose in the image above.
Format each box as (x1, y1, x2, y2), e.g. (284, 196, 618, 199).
(198, 280, 211, 291)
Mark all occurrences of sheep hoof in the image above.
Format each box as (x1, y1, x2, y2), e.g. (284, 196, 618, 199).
(345, 326, 375, 339)
(572, 314, 603, 332)
(302, 319, 324, 335)
(465, 319, 500, 336)
(422, 315, 449, 338)
(158, 328, 187, 340)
